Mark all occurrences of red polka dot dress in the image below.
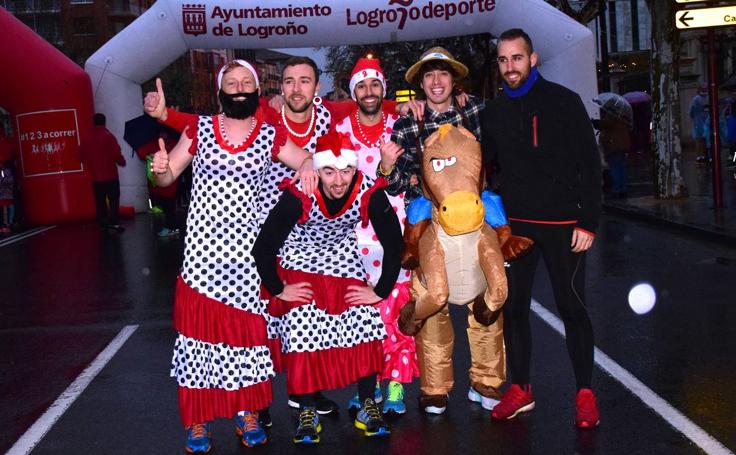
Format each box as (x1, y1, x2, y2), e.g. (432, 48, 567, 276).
(170, 115, 284, 427)
(335, 112, 419, 383)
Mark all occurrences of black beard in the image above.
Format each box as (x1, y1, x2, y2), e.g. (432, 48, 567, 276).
(219, 90, 259, 119)
(358, 95, 383, 116)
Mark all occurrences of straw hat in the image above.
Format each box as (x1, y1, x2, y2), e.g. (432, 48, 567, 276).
(404, 47, 469, 84)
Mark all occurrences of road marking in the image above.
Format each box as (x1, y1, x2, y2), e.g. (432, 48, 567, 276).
(531, 300, 734, 455)
(5, 325, 139, 455)
(0, 226, 56, 248)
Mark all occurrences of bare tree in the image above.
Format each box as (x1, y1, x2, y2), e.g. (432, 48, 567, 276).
(323, 35, 494, 101)
(646, 0, 687, 198)
(545, 0, 600, 24)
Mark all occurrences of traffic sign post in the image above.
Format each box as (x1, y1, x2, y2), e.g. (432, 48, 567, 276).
(674, 1, 733, 208)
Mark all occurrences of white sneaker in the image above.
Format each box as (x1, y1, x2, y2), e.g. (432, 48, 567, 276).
(468, 387, 500, 410)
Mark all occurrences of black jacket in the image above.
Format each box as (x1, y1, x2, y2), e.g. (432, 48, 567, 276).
(481, 76, 601, 233)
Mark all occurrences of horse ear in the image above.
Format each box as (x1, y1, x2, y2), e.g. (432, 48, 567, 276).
(456, 126, 476, 140)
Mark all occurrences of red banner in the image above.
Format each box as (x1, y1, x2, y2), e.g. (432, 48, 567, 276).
(16, 109, 82, 177)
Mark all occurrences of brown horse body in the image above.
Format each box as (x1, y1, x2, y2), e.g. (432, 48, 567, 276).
(410, 124, 507, 324)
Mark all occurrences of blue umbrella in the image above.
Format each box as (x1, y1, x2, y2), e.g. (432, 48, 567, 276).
(123, 114, 177, 152)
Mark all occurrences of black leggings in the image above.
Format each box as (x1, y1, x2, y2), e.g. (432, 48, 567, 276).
(291, 374, 377, 407)
(504, 221, 594, 390)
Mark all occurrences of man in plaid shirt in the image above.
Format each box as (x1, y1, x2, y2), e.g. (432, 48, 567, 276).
(378, 47, 483, 202)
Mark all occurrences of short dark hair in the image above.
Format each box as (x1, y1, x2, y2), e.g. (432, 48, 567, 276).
(498, 28, 534, 54)
(415, 60, 457, 86)
(282, 56, 320, 83)
(93, 113, 106, 126)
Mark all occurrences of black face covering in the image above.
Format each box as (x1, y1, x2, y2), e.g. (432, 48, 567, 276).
(219, 90, 259, 119)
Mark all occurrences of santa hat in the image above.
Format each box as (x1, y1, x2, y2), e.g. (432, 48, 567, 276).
(312, 131, 358, 170)
(216, 59, 260, 90)
(349, 57, 387, 101)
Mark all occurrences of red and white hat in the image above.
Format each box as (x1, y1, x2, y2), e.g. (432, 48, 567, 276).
(312, 131, 358, 170)
(349, 57, 386, 101)
(216, 59, 260, 90)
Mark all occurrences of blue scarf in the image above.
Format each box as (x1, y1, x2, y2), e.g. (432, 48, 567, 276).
(502, 67, 540, 98)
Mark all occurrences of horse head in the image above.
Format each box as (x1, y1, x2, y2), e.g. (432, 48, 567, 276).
(421, 124, 484, 236)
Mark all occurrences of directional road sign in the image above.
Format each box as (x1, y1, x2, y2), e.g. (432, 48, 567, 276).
(675, 5, 736, 29)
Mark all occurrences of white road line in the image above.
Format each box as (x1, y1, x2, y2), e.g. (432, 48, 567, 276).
(5, 325, 139, 455)
(0, 226, 57, 248)
(531, 299, 734, 455)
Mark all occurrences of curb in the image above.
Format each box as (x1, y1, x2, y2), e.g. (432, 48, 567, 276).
(602, 202, 736, 247)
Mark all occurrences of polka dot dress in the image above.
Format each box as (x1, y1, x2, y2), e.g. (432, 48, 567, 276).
(335, 114, 418, 383)
(171, 116, 278, 416)
(274, 172, 387, 392)
(258, 104, 331, 346)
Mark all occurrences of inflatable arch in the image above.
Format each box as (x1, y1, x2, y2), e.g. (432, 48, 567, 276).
(0, 8, 96, 225)
(87, 0, 598, 212)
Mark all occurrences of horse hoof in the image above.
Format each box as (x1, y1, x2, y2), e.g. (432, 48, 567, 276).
(398, 302, 423, 336)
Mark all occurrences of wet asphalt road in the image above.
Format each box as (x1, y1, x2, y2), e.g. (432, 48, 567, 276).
(1, 213, 734, 455)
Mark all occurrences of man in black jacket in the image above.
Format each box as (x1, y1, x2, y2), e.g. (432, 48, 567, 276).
(481, 28, 602, 429)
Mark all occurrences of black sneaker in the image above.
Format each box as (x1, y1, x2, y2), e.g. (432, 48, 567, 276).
(293, 407, 321, 444)
(258, 407, 272, 427)
(288, 392, 338, 415)
(354, 398, 390, 437)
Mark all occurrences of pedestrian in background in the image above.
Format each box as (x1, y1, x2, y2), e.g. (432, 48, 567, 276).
(79, 113, 126, 232)
(598, 108, 631, 199)
(690, 83, 711, 164)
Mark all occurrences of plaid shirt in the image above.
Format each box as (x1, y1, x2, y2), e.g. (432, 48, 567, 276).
(381, 94, 484, 202)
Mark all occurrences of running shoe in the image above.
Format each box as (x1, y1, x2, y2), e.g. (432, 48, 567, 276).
(288, 392, 339, 415)
(575, 388, 600, 428)
(347, 382, 383, 411)
(157, 227, 180, 237)
(468, 384, 502, 410)
(382, 381, 406, 415)
(234, 411, 267, 447)
(419, 393, 448, 415)
(293, 407, 321, 444)
(491, 384, 535, 421)
(354, 398, 390, 437)
(185, 422, 211, 454)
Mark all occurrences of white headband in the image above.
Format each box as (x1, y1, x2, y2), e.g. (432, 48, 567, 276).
(216, 59, 260, 90)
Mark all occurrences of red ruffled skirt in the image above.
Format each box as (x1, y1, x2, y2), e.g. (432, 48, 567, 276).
(173, 276, 273, 427)
(265, 267, 385, 395)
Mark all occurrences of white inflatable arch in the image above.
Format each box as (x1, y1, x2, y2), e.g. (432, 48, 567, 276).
(86, 0, 597, 211)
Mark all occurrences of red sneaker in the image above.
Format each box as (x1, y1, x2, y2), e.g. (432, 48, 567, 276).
(575, 388, 600, 428)
(491, 384, 535, 420)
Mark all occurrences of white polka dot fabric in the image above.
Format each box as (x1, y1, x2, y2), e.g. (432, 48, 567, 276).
(278, 304, 386, 353)
(171, 335, 274, 390)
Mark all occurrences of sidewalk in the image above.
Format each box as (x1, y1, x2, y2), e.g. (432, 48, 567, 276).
(602, 143, 736, 245)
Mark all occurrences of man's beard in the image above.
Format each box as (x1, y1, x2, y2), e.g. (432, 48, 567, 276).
(285, 97, 313, 114)
(219, 90, 259, 119)
(358, 94, 383, 116)
(503, 67, 531, 89)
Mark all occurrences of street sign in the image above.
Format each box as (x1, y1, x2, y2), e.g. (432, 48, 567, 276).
(675, 5, 736, 29)
(675, 0, 708, 3)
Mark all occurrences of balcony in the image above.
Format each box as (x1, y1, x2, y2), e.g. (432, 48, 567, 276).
(5, 0, 61, 13)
